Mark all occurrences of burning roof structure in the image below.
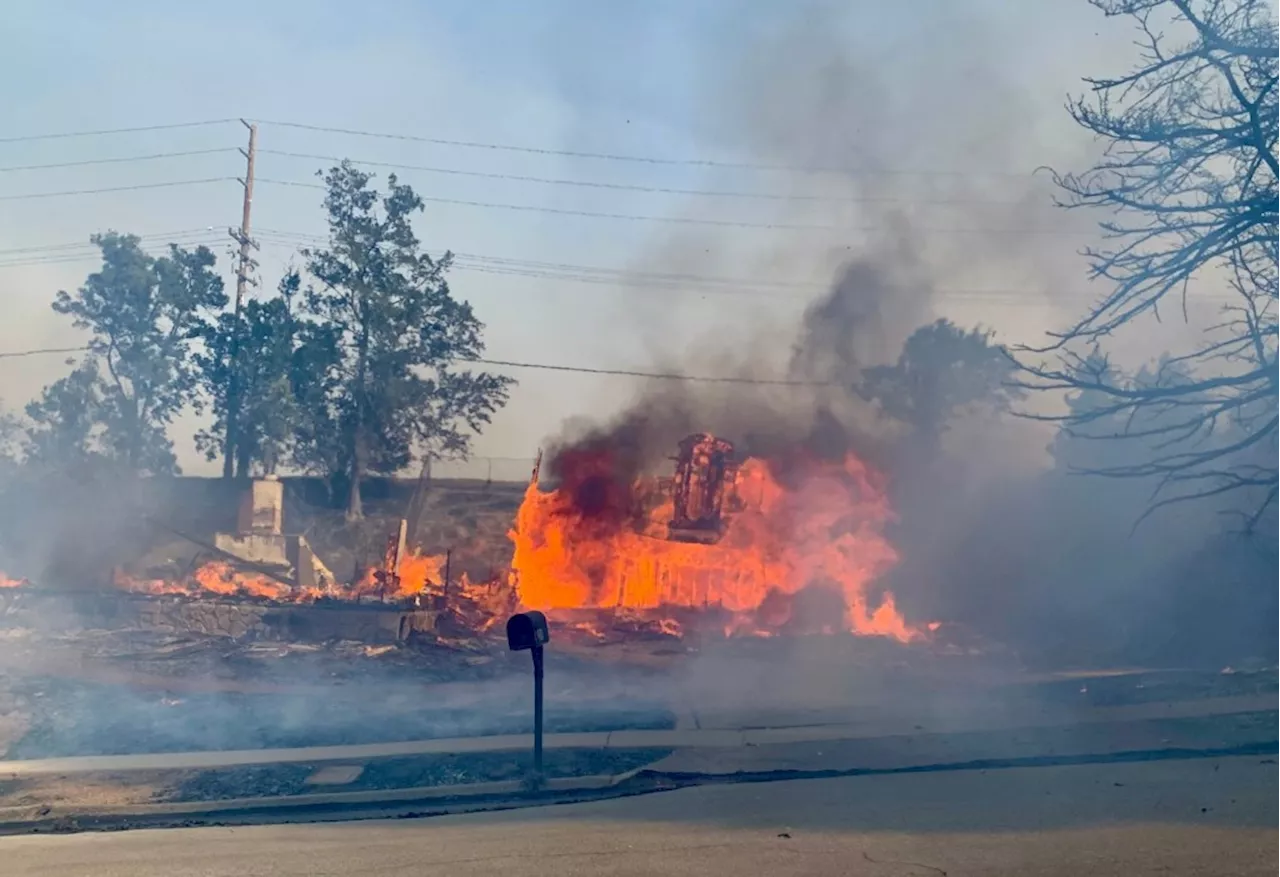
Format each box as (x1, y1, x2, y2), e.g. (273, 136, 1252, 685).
(509, 433, 921, 641)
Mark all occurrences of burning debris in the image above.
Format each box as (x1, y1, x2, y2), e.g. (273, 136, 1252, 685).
(6, 476, 513, 645)
(509, 433, 922, 641)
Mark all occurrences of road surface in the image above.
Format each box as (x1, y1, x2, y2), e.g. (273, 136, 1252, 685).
(3, 755, 1275, 876)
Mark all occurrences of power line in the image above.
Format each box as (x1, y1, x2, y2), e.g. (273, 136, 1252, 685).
(0, 149, 239, 173)
(252, 230, 1152, 301)
(469, 358, 823, 385)
(256, 178, 838, 230)
(251, 118, 1034, 179)
(0, 243, 227, 270)
(0, 228, 223, 257)
(0, 239, 229, 270)
(0, 120, 238, 145)
(0, 345, 90, 360)
(0, 116, 1034, 178)
(0, 229, 1234, 304)
(257, 149, 1030, 206)
(0, 343, 819, 385)
(448, 263, 1234, 304)
(0, 178, 236, 201)
(255, 178, 1092, 235)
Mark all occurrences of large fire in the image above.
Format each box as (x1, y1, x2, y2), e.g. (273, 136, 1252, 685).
(509, 435, 921, 641)
(7, 434, 926, 644)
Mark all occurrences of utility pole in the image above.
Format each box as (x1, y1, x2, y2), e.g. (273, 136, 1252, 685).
(234, 121, 257, 312)
(223, 120, 258, 479)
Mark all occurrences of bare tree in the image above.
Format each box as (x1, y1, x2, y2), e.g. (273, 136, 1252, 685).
(1018, 0, 1277, 527)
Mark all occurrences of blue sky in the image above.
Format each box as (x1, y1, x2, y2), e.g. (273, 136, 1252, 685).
(0, 0, 1206, 475)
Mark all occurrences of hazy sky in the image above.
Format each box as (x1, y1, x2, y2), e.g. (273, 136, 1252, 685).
(0, 0, 1222, 476)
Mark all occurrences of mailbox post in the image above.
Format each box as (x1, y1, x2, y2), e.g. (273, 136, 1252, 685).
(506, 611, 550, 782)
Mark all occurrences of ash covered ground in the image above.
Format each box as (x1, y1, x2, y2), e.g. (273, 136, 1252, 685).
(0, 625, 674, 758)
(1, 619, 1273, 761)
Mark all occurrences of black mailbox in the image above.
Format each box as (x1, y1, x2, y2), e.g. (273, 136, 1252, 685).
(506, 611, 550, 651)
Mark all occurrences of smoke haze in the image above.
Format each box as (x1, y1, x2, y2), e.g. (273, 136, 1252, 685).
(541, 0, 1277, 676)
(0, 1, 1272, 765)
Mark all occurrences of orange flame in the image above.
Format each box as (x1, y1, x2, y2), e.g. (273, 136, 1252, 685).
(353, 551, 444, 600)
(113, 562, 308, 602)
(509, 445, 923, 641)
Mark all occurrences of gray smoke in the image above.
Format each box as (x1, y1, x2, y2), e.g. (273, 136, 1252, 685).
(544, 0, 1277, 675)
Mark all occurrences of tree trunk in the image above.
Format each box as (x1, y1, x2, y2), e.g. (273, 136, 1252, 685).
(346, 428, 365, 520)
(223, 379, 239, 480)
(235, 439, 252, 480)
(348, 318, 370, 520)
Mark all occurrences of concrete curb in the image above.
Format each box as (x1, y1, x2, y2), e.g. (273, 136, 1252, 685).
(0, 765, 650, 832)
(0, 741, 1274, 836)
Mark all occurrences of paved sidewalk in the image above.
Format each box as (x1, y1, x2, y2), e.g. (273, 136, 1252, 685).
(1, 694, 1272, 777)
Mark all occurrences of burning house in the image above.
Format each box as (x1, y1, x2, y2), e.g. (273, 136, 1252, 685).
(508, 433, 919, 641)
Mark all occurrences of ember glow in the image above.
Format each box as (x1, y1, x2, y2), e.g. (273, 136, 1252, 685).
(113, 554, 446, 604)
(110, 549, 510, 634)
(353, 551, 445, 600)
(509, 436, 922, 641)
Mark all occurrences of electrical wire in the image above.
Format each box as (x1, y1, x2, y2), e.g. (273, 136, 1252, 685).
(250, 118, 1036, 179)
(0, 345, 91, 359)
(0, 234, 230, 269)
(0, 229, 225, 257)
(469, 358, 823, 384)
(255, 177, 1092, 235)
(0, 120, 239, 144)
(0, 149, 240, 173)
(0, 343, 822, 385)
(257, 149, 1032, 206)
(0, 178, 237, 201)
(252, 230, 1181, 302)
(0, 228, 1233, 304)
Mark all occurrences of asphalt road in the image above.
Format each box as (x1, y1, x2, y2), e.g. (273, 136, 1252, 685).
(4, 756, 1275, 876)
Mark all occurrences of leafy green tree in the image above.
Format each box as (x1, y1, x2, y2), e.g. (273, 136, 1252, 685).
(33, 232, 226, 475)
(196, 272, 304, 476)
(294, 162, 514, 517)
(860, 319, 1022, 452)
(23, 364, 103, 469)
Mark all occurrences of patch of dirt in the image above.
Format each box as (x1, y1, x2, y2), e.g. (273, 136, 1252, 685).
(0, 774, 161, 810)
